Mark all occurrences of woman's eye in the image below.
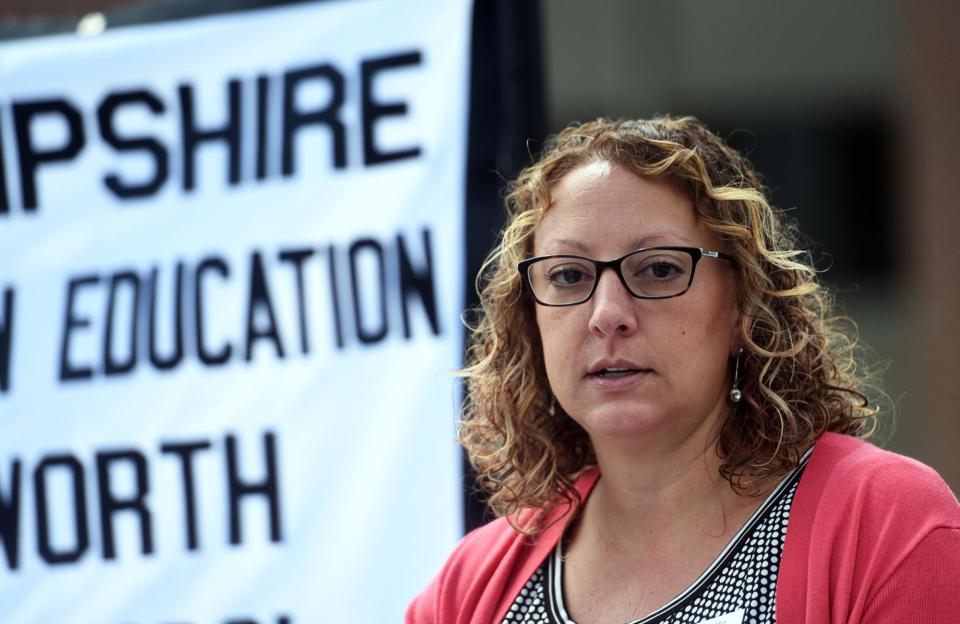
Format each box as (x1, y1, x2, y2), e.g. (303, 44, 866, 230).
(641, 260, 682, 280)
(547, 266, 590, 286)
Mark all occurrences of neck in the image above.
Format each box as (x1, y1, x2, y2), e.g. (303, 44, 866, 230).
(578, 401, 761, 554)
(594, 439, 726, 531)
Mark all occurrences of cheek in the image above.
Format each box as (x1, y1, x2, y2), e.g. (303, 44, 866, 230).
(535, 309, 560, 360)
(535, 309, 577, 382)
(659, 292, 737, 354)
(708, 284, 740, 354)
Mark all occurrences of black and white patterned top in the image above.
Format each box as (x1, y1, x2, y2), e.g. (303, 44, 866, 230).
(501, 449, 811, 624)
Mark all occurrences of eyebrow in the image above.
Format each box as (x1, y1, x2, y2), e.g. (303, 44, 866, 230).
(546, 233, 695, 255)
(628, 234, 694, 249)
(550, 238, 592, 253)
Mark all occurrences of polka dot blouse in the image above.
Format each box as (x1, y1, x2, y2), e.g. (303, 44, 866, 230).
(501, 449, 811, 624)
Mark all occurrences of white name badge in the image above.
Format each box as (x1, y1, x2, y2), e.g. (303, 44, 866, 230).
(696, 609, 745, 624)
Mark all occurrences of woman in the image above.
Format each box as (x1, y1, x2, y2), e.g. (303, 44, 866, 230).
(406, 117, 960, 624)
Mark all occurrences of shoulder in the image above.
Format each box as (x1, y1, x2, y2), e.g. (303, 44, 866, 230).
(405, 516, 522, 624)
(405, 470, 600, 624)
(787, 432, 960, 574)
(778, 433, 960, 622)
(443, 515, 527, 577)
(802, 432, 960, 528)
(436, 468, 600, 567)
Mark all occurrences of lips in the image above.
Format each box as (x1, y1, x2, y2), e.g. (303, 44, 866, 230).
(587, 359, 649, 376)
(586, 360, 652, 387)
(593, 368, 636, 378)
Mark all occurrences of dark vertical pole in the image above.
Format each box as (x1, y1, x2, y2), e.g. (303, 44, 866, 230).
(462, 0, 546, 533)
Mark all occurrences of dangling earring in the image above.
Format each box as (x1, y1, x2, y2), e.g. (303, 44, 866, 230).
(548, 395, 557, 416)
(729, 348, 745, 403)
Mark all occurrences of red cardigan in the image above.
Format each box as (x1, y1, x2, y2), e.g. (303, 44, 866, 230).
(406, 433, 960, 624)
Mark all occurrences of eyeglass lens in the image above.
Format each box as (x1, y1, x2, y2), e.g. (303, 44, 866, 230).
(526, 248, 695, 305)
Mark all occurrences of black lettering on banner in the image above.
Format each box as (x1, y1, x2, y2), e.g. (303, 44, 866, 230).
(256, 75, 270, 180)
(225, 432, 282, 545)
(195, 256, 232, 366)
(96, 449, 153, 559)
(398, 229, 439, 338)
(326, 245, 345, 350)
(244, 252, 284, 361)
(3, 432, 288, 570)
(0, 287, 13, 392)
(146, 263, 186, 371)
(34, 455, 89, 564)
(51, 229, 442, 382)
(0, 115, 9, 214)
(0, 460, 21, 569)
(103, 270, 140, 376)
(97, 89, 170, 199)
(160, 440, 212, 551)
(278, 248, 314, 355)
(179, 80, 242, 191)
(361, 51, 423, 165)
(281, 64, 346, 175)
(59, 274, 99, 381)
(12, 99, 85, 211)
(349, 239, 388, 344)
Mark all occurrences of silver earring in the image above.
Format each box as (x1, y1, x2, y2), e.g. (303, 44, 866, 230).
(729, 348, 744, 403)
(548, 395, 556, 416)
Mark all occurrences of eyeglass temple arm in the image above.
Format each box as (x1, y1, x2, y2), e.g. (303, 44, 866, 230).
(703, 249, 736, 263)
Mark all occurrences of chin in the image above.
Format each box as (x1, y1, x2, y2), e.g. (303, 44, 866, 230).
(571, 402, 669, 439)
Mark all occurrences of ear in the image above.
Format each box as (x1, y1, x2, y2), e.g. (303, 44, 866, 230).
(728, 300, 742, 358)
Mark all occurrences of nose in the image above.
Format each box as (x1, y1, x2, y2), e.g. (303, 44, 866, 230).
(588, 267, 639, 336)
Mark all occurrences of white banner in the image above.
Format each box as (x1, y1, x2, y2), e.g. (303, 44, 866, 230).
(0, 0, 471, 621)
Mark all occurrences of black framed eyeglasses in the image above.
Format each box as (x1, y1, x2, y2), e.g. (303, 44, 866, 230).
(517, 246, 736, 307)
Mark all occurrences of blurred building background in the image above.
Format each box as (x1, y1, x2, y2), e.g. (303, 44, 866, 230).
(3, 0, 958, 491)
(539, 0, 960, 492)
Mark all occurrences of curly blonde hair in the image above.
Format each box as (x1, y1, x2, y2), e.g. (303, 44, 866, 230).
(460, 116, 880, 529)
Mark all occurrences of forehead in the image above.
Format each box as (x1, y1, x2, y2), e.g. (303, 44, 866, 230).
(534, 161, 706, 256)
